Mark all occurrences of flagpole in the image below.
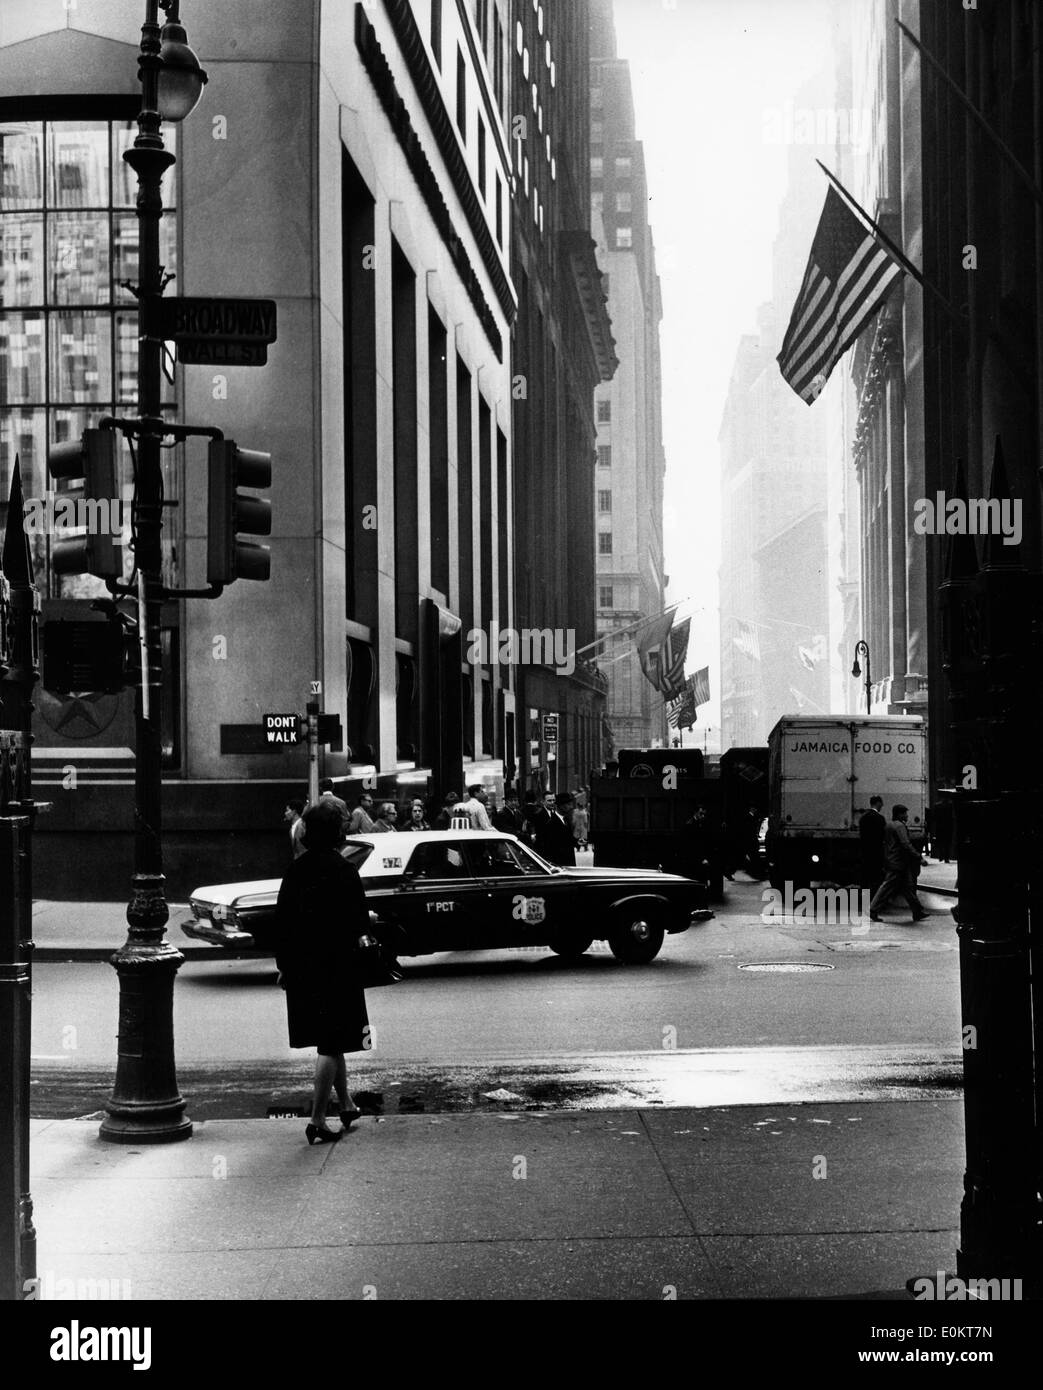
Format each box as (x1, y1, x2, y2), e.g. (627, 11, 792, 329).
(896, 19, 1043, 212)
(814, 160, 965, 329)
(574, 599, 689, 661)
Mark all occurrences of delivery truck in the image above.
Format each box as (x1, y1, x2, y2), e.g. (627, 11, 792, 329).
(765, 715, 927, 890)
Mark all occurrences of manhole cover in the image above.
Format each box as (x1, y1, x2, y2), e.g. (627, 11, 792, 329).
(738, 962, 836, 973)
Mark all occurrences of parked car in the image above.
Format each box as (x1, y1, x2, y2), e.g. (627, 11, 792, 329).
(180, 830, 713, 965)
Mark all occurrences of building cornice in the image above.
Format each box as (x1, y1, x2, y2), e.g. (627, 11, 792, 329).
(378, 0, 515, 323)
(356, 5, 510, 360)
(559, 229, 618, 381)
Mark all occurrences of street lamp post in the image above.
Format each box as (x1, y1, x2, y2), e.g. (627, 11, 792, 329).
(99, 0, 205, 1145)
(851, 640, 871, 716)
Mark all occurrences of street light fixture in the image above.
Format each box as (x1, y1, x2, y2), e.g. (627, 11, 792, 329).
(156, 5, 207, 122)
(98, 0, 205, 1145)
(851, 640, 871, 716)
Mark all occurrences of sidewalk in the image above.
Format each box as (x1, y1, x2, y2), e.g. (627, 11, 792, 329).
(917, 860, 957, 898)
(28, 1099, 962, 1300)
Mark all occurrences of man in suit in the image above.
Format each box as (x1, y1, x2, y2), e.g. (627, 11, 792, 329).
(870, 804, 928, 922)
(492, 791, 525, 837)
(858, 795, 886, 894)
(539, 793, 577, 867)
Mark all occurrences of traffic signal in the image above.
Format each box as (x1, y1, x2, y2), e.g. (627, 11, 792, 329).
(206, 439, 272, 584)
(46, 428, 121, 579)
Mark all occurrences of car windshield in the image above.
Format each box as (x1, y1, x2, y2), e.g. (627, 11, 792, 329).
(341, 842, 375, 871)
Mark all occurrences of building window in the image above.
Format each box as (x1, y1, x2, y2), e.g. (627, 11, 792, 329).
(431, 0, 442, 68)
(591, 156, 603, 180)
(0, 118, 178, 598)
(597, 445, 611, 467)
(592, 190, 603, 212)
(615, 156, 632, 176)
(616, 191, 632, 212)
(599, 585, 614, 608)
(598, 532, 613, 555)
(598, 489, 612, 513)
(616, 226, 633, 249)
(456, 48, 467, 138)
(591, 121, 604, 144)
(516, 19, 523, 54)
(591, 86, 603, 109)
(597, 399, 612, 423)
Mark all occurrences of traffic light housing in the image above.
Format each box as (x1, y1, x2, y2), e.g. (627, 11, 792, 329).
(206, 439, 272, 584)
(46, 428, 121, 579)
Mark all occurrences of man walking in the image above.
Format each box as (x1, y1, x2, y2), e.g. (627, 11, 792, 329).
(284, 798, 308, 860)
(869, 804, 928, 922)
(460, 784, 493, 831)
(492, 791, 525, 837)
(859, 795, 886, 895)
(318, 778, 349, 833)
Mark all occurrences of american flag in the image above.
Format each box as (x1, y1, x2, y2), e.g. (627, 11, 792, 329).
(691, 666, 711, 707)
(667, 677, 698, 730)
(777, 187, 904, 404)
(660, 618, 690, 700)
(733, 619, 760, 662)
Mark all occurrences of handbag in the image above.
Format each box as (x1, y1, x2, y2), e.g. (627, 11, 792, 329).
(355, 933, 403, 988)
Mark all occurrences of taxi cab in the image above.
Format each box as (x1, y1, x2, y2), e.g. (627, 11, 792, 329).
(181, 831, 713, 965)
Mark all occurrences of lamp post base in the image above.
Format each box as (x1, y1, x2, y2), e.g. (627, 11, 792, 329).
(99, 928, 193, 1145)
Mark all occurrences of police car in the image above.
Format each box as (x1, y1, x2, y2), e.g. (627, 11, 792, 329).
(181, 831, 713, 965)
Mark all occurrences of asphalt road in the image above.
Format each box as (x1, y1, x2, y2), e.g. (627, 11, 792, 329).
(30, 879, 962, 1117)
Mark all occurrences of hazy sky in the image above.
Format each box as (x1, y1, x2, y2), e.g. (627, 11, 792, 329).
(611, 0, 835, 740)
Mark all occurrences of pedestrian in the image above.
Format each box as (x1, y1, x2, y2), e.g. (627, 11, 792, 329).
(371, 802, 399, 832)
(274, 802, 371, 1145)
(869, 804, 928, 922)
(532, 789, 558, 857)
(347, 792, 376, 835)
(539, 793, 577, 866)
(284, 797, 308, 860)
(318, 778, 350, 833)
(858, 795, 886, 894)
(492, 790, 525, 837)
(432, 792, 460, 830)
(460, 784, 493, 831)
(403, 799, 430, 832)
(571, 791, 589, 849)
(521, 793, 541, 844)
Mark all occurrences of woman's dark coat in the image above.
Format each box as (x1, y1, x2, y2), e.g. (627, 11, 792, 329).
(275, 849, 370, 1053)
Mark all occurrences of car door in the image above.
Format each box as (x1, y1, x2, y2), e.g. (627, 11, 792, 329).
(462, 838, 566, 946)
(390, 839, 490, 952)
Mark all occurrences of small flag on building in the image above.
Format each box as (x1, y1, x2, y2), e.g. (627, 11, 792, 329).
(777, 186, 904, 404)
(667, 676, 698, 730)
(797, 634, 827, 670)
(733, 619, 761, 662)
(691, 666, 711, 707)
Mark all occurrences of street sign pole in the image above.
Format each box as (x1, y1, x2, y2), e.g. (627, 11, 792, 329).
(307, 700, 320, 805)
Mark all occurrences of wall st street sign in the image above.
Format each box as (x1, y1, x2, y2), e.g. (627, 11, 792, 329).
(158, 297, 278, 367)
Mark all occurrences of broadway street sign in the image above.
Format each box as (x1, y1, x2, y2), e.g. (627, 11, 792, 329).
(158, 297, 278, 367)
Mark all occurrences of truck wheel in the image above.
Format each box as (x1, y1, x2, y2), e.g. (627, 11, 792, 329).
(548, 934, 594, 959)
(608, 912, 665, 964)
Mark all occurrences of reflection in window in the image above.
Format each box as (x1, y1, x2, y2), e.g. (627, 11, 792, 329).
(0, 118, 178, 596)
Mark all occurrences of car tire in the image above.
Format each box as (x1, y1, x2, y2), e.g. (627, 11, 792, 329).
(548, 934, 594, 959)
(608, 911, 665, 964)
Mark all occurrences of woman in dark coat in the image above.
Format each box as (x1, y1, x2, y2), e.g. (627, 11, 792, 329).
(275, 801, 371, 1144)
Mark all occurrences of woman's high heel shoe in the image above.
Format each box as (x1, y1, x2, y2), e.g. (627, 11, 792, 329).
(306, 1123, 343, 1145)
(339, 1108, 364, 1130)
